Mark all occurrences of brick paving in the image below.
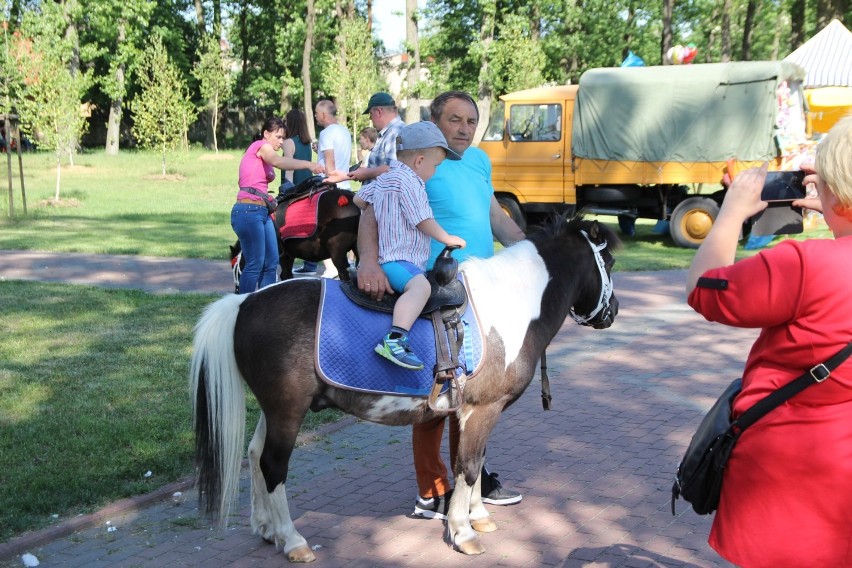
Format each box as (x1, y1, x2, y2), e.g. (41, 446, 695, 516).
(0, 252, 745, 567)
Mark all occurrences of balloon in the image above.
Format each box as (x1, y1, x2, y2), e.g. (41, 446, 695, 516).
(666, 44, 698, 65)
(682, 45, 698, 64)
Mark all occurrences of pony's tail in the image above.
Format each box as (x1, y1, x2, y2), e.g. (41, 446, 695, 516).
(189, 293, 248, 526)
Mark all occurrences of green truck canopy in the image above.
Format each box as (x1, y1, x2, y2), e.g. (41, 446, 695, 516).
(572, 61, 806, 163)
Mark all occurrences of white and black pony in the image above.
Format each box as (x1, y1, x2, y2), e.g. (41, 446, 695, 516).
(192, 214, 619, 561)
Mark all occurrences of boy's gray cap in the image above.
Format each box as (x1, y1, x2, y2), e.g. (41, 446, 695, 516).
(363, 92, 395, 114)
(395, 121, 461, 160)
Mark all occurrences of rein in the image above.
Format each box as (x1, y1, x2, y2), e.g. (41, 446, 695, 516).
(541, 227, 614, 410)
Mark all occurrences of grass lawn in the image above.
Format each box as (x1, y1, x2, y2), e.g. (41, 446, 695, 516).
(0, 149, 833, 268)
(0, 280, 343, 543)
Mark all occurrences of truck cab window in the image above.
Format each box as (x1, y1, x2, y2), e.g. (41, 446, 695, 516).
(482, 101, 506, 141)
(509, 104, 562, 142)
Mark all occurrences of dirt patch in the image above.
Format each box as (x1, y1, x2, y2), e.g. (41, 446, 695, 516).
(198, 153, 235, 161)
(142, 174, 187, 181)
(38, 198, 82, 208)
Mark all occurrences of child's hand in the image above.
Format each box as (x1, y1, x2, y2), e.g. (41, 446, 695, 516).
(445, 235, 466, 249)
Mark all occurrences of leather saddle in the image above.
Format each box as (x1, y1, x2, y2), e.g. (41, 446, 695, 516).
(339, 247, 468, 412)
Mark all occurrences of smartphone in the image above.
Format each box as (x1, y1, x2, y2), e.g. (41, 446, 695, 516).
(761, 171, 806, 202)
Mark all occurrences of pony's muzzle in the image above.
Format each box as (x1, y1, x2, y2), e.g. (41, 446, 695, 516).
(591, 294, 618, 329)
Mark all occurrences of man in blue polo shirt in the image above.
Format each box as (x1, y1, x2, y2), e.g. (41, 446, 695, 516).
(356, 91, 526, 520)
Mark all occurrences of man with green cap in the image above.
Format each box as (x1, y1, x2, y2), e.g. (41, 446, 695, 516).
(348, 92, 405, 185)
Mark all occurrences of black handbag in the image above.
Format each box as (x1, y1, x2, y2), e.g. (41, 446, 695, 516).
(672, 341, 852, 515)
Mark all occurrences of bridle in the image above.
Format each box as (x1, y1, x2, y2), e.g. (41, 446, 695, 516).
(569, 229, 615, 327)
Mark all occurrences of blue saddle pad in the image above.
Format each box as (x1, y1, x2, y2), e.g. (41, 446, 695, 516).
(316, 277, 484, 396)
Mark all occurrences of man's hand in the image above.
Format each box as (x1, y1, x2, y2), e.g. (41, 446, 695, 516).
(357, 259, 392, 301)
(325, 170, 350, 184)
(348, 167, 371, 182)
(356, 204, 393, 301)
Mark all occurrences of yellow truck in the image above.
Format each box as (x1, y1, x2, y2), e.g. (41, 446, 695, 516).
(478, 61, 808, 247)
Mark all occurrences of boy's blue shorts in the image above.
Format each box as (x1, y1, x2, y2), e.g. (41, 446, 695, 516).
(381, 260, 425, 293)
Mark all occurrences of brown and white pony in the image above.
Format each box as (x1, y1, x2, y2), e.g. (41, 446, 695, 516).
(191, 214, 619, 561)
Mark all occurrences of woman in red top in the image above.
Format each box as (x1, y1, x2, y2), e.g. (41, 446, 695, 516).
(687, 116, 852, 567)
(232, 117, 323, 293)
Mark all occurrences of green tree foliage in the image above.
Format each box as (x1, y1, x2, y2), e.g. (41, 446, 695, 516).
(131, 37, 197, 175)
(486, 13, 546, 93)
(322, 16, 383, 144)
(12, 4, 90, 200)
(193, 34, 233, 153)
(80, 0, 154, 154)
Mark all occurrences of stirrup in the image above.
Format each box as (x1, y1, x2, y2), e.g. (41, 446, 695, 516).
(427, 369, 464, 413)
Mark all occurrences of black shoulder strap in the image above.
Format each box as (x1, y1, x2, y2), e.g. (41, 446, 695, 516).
(735, 341, 852, 431)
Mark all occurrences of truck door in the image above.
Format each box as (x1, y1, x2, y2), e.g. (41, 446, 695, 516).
(504, 102, 566, 206)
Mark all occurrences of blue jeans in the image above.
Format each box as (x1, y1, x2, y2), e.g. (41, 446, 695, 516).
(231, 203, 278, 293)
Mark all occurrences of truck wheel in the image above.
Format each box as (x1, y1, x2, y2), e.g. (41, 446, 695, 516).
(669, 196, 720, 248)
(496, 196, 527, 231)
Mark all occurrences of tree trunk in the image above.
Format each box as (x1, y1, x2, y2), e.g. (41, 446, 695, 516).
(365, 0, 372, 33)
(239, 2, 250, 103)
(623, 2, 636, 61)
(303, 0, 316, 141)
(741, 0, 757, 61)
(193, 0, 206, 36)
(63, 0, 81, 160)
(212, 93, 219, 153)
(771, 10, 783, 60)
(661, 0, 673, 64)
(474, 0, 495, 143)
(720, 0, 732, 62)
(405, 0, 421, 122)
(212, 0, 222, 38)
(790, 0, 806, 49)
(105, 80, 124, 155)
(335, 1, 350, 125)
(54, 155, 61, 201)
(105, 20, 126, 156)
(816, 0, 847, 26)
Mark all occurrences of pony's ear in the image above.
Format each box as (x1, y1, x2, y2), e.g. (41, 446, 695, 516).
(588, 220, 602, 241)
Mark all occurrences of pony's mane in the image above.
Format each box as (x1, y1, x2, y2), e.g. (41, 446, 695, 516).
(526, 211, 621, 250)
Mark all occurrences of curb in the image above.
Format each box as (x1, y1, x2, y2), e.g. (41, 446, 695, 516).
(0, 416, 359, 561)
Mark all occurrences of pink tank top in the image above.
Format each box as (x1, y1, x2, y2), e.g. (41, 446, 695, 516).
(236, 139, 275, 201)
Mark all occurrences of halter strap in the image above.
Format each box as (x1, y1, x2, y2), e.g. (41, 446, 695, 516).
(569, 229, 613, 325)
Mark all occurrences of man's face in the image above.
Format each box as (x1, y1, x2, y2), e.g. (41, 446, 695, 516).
(314, 106, 329, 127)
(368, 107, 389, 130)
(433, 98, 478, 155)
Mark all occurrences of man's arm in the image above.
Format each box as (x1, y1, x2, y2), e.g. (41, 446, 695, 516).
(489, 196, 525, 246)
(356, 204, 392, 300)
(322, 149, 337, 174)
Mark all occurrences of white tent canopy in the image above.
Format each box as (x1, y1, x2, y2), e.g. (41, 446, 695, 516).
(784, 19, 852, 88)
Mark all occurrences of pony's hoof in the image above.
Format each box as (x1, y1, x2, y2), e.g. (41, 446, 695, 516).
(286, 545, 316, 563)
(455, 536, 486, 556)
(471, 517, 497, 533)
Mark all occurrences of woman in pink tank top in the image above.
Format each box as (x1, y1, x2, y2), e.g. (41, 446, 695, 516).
(231, 117, 324, 293)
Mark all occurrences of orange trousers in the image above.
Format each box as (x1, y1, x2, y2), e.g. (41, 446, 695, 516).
(412, 414, 460, 498)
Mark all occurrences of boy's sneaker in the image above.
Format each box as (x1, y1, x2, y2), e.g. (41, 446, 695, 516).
(375, 334, 424, 370)
(481, 469, 522, 505)
(413, 490, 452, 520)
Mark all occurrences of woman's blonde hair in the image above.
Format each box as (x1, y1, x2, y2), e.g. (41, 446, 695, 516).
(815, 115, 852, 207)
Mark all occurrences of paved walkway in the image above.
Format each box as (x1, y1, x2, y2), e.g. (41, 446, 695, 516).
(0, 251, 747, 567)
